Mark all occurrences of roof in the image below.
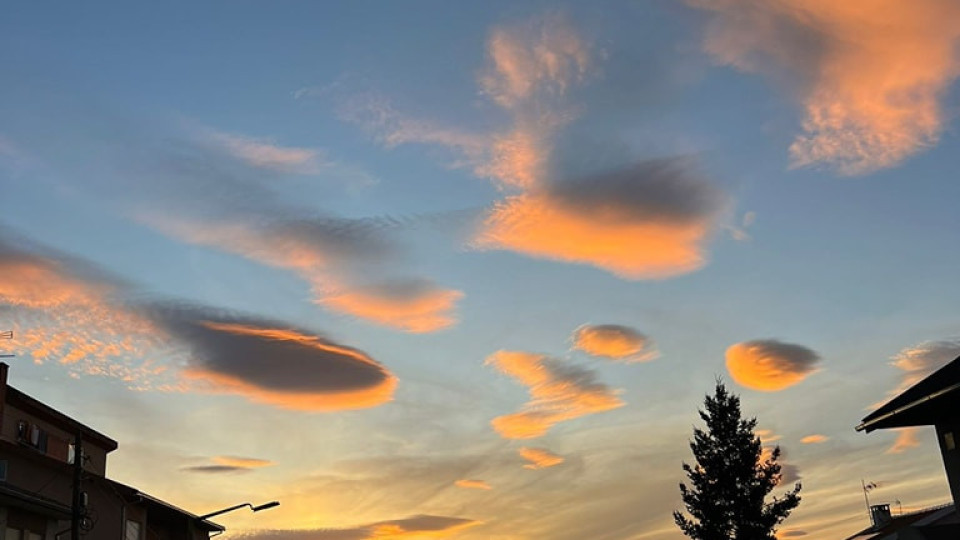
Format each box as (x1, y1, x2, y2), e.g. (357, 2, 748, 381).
(0, 481, 72, 519)
(845, 504, 956, 539)
(104, 478, 225, 533)
(6, 386, 118, 451)
(857, 355, 960, 433)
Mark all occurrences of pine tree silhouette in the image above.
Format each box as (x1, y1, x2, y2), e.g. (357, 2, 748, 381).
(674, 381, 801, 540)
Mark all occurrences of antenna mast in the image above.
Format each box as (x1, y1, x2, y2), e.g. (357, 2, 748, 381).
(0, 330, 12, 358)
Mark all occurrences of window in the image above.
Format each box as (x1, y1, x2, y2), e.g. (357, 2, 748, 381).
(946, 431, 956, 451)
(26, 534, 40, 540)
(15, 421, 49, 453)
(5, 528, 20, 540)
(124, 520, 141, 540)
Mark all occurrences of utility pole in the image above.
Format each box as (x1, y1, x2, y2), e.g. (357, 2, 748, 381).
(71, 431, 83, 540)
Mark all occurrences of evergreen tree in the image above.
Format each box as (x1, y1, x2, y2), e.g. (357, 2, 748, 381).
(674, 381, 801, 540)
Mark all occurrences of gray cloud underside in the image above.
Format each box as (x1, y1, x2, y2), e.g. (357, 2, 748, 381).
(742, 339, 820, 373)
(547, 157, 727, 225)
(181, 465, 249, 474)
(142, 303, 390, 393)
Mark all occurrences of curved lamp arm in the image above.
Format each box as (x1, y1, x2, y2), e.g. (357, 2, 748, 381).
(199, 501, 279, 520)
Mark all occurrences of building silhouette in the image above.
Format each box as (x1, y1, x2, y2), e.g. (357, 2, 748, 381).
(847, 355, 960, 539)
(0, 363, 223, 539)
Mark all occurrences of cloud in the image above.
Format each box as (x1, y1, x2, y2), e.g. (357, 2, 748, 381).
(145, 304, 397, 411)
(691, 0, 960, 175)
(454, 479, 492, 490)
(887, 428, 922, 454)
(337, 18, 730, 279)
(486, 351, 624, 439)
(135, 178, 463, 334)
(761, 446, 801, 485)
(800, 434, 828, 444)
(0, 231, 122, 309)
(519, 447, 564, 470)
(891, 339, 960, 382)
(208, 131, 321, 174)
(479, 13, 591, 110)
(571, 324, 657, 361)
(213, 455, 274, 469)
(320, 280, 463, 333)
(237, 515, 480, 540)
(725, 339, 821, 391)
(182, 455, 274, 474)
(779, 531, 808, 537)
(341, 14, 588, 191)
(755, 429, 781, 443)
(0, 226, 398, 411)
(181, 465, 250, 474)
(874, 339, 960, 407)
(475, 158, 727, 279)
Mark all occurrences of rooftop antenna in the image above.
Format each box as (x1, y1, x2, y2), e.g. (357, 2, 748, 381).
(1, 330, 14, 358)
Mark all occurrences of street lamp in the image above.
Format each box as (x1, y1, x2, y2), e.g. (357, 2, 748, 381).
(199, 501, 280, 520)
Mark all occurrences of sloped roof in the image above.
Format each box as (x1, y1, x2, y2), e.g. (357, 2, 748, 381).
(857, 355, 960, 433)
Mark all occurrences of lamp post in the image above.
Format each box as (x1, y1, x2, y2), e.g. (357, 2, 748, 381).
(199, 501, 280, 520)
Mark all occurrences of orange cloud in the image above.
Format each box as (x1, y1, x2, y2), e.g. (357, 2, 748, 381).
(320, 282, 463, 333)
(519, 447, 564, 470)
(212, 456, 274, 469)
(800, 434, 828, 444)
(240, 515, 480, 540)
(475, 159, 726, 279)
(454, 479, 492, 490)
(160, 316, 397, 412)
(887, 428, 922, 454)
(572, 324, 657, 361)
(140, 215, 462, 333)
(486, 351, 624, 439)
(692, 0, 960, 174)
(755, 429, 782, 443)
(725, 339, 820, 391)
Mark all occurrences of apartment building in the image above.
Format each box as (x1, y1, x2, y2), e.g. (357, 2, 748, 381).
(0, 363, 223, 540)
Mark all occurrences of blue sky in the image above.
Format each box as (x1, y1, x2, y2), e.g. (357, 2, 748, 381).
(3, 1, 960, 538)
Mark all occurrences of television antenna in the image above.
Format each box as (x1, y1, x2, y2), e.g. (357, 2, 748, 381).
(1, 330, 13, 358)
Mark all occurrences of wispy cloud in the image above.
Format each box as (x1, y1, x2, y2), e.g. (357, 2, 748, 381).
(237, 515, 480, 540)
(486, 351, 624, 439)
(519, 447, 564, 470)
(691, 0, 960, 175)
(453, 479, 492, 490)
(887, 428, 922, 454)
(207, 130, 321, 174)
(572, 324, 658, 362)
(800, 434, 828, 444)
(125, 130, 462, 333)
(725, 339, 821, 391)
(874, 338, 960, 408)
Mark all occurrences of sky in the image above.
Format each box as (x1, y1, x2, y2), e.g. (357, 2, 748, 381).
(2, 1, 960, 538)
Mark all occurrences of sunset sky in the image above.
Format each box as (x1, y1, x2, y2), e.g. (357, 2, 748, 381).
(3, 1, 960, 538)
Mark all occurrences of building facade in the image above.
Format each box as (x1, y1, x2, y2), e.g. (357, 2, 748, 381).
(0, 363, 223, 540)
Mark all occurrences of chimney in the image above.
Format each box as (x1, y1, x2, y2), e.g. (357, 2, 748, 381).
(870, 504, 893, 528)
